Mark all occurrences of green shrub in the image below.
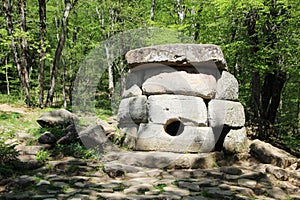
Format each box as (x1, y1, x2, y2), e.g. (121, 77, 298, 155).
(0, 139, 19, 165)
(36, 149, 50, 163)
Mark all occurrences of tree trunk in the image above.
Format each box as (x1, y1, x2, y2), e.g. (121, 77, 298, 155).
(38, 0, 46, 107)
(3, 0, 32, 105)
(105, 43, 114, 98)
(46, 0, 78, 107)
(150, 0, 155, 21)
(251, 71, 261, 119)
(176, 0, 185, 23)
(5, 56, 10, 96)
(267, 71, 286, 124)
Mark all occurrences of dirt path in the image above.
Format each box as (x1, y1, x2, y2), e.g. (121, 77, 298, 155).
(0, 103, 29, 114)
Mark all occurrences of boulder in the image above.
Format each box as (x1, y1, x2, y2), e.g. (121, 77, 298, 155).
(250, 139, 298, 168)
(57, 124, 79, 145)
(147, 94, 207, 126)
(135, 123, 215, 153)
(79, 125, 116, 154)
(117, 95, 148, 124)
(37, 109, 79, 128)
(38, 132, 57, 144)
(223, 127, 248, 154)
(208, 100, 245, 127)
(215, 71, 239, 100)
(125, 44, 228, 70)
(142, 71, 217, 98)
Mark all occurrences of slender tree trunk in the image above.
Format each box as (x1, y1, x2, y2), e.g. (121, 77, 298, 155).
(5, 56, 10, 96)
(3, 0, 32, 105)
(105, 43, 114, 98)
(38, 0, 46, 107)
(95, 4, 104, 27)
(46, 0, 78, 107)
(176, 0, 185, 23)
(62, 54, 67, 108)
(150, 0, 155, 21)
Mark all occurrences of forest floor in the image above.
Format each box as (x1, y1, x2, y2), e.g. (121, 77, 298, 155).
(0, 103, 299, 200)
(0, 103, 28, 114)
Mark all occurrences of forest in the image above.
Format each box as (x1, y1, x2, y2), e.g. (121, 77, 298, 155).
(0, 0, 299, 155)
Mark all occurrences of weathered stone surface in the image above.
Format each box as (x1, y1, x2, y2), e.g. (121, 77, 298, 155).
(266, 165, 289, 181)
(142, 64, 176, 81)
(124, 68, 144, 88)
(147, 95, 207, 126)
(135, 123, 215, 153)
(208, 100, 245, 127)
(223, 127, 248, 154)
(38, 131, 57, 144)
(103, 163, 143, 178)
(79, 125, 114, 154)
(125, 44, 228, 70)
(238, 179, 257, 189)
(37, 109, 79, 128)
(57, 124, 79, 145)
(250, 139, 298, 168)
(15, 145, 43, 155)
(220, 166, 243, 175)
(117, 96, 147, 124)
(103, 151, 223, 169)
(267, 187, 288, 200)
(122, 84, 142, 98)
(142, 71, 217, 98)
(119, 123, 139, 149)
(215, 71, 239, 100)
(123, 183, 153, 194)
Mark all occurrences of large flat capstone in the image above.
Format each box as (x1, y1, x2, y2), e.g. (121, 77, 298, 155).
(125, 44, 228, 70)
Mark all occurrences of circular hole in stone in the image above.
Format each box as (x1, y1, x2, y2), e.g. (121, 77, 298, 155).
(164, 118, 184, 136)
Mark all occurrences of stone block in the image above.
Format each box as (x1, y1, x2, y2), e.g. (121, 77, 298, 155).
(117, 96, 147, 124)
(208, 100, 245, 127)
(119, 123, 139, 149)
(223, 127, 249, 154)
(125, 44, 228, 70)
(147, 94, 207, 126)
(142, 71, 217, 98)
(135, 123, 215, 153)
(215, 71, 239, 100)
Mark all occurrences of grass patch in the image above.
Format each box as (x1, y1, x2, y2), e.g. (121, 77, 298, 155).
(52, 142, 100, 159)
(154, 183, 167, 194)
(36, 149, 51, 163)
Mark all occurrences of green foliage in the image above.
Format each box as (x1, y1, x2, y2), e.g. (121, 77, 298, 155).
(53, 142, 100, 160)
(154, 183, 167, 194)
(35, 149, 50, 163)
(0, 138, 19, 167)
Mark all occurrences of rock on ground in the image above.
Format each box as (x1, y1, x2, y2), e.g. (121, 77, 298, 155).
(250, 139, 298, 168)
(37, 109, 79, 128)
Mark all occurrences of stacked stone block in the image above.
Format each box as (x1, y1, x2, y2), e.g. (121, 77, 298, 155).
(117, 44, 248, 153)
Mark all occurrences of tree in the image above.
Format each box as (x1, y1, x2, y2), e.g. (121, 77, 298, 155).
(2, 0, 32, 105)
(45, 0, 78, 107)
(38, 0, 46, 107)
